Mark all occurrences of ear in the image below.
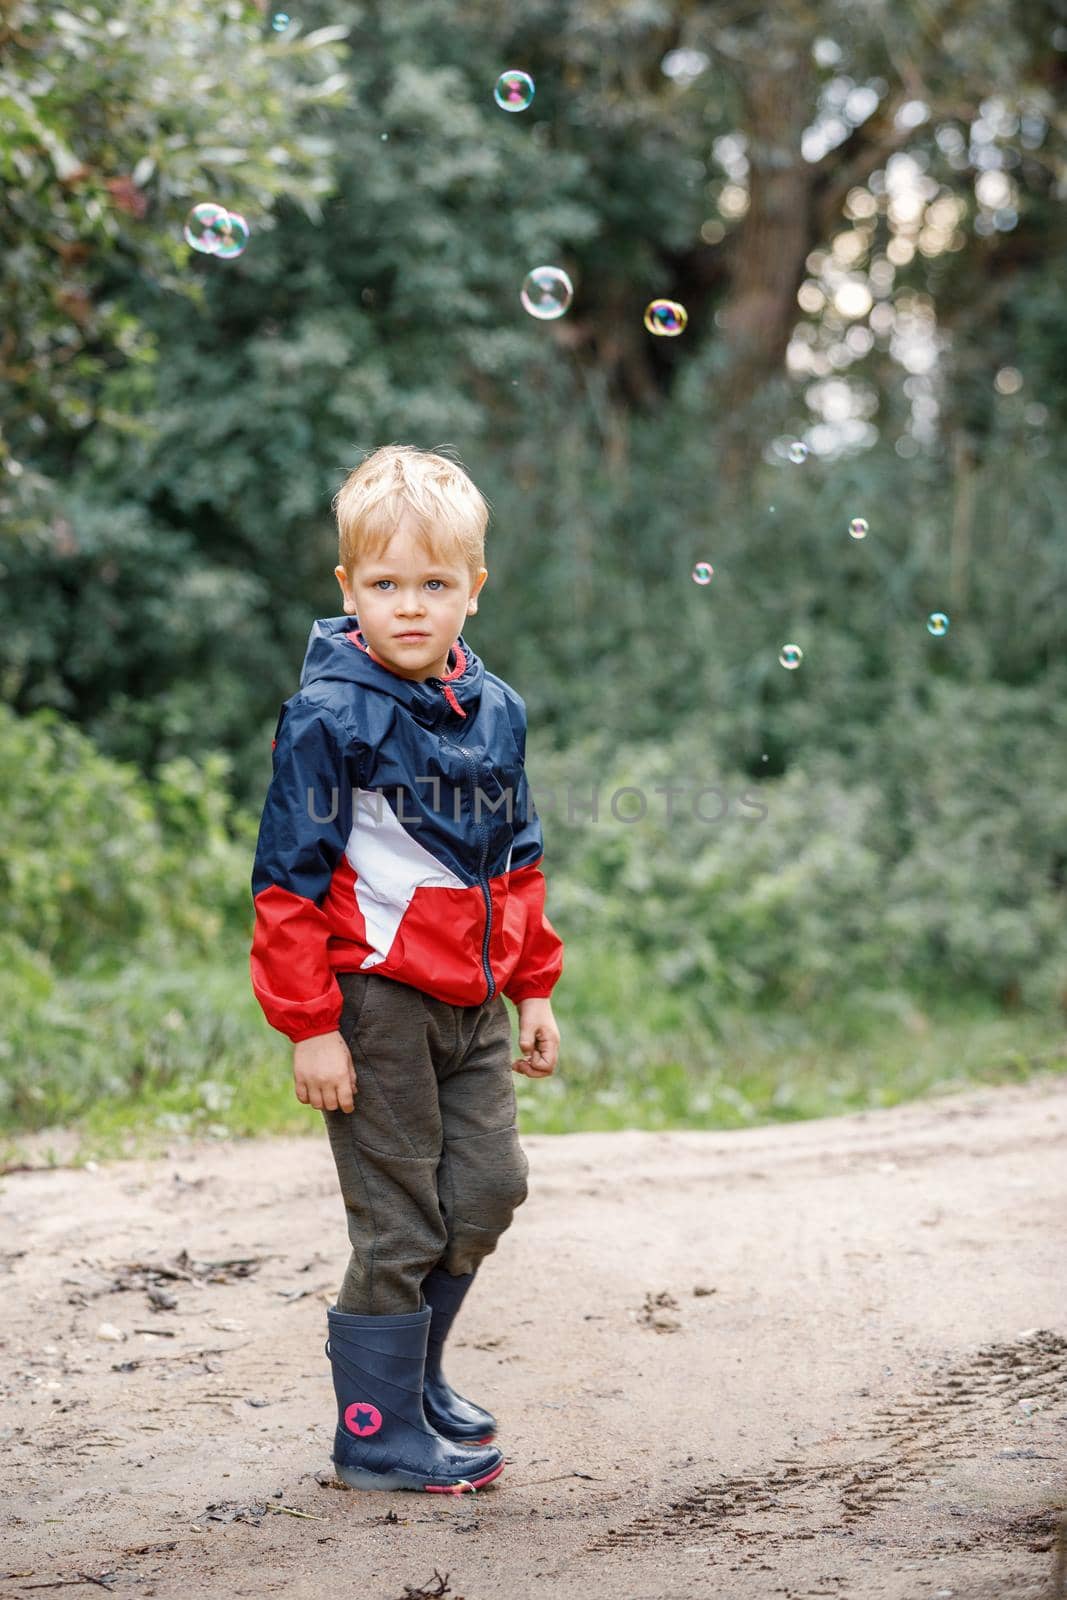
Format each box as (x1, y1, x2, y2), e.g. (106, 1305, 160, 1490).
(335, 564, 356, 614)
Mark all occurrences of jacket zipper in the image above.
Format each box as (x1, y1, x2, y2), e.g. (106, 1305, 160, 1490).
(436, 728, 495, 1003)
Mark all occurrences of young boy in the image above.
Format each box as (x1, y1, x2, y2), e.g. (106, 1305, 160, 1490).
(249, 444, 563, 1494)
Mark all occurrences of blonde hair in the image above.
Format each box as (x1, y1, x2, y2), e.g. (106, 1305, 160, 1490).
(333, 444, 489, 580)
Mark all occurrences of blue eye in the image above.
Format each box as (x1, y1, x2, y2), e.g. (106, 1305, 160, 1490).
(372, 578, 447, 591)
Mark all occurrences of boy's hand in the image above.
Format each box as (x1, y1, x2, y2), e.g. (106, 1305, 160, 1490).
(512, 998, 560, 1078)
(293, 1031, 358, 1113)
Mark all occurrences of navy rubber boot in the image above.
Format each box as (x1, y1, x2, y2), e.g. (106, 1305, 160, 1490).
(421, 1264, 498, 1445)
(325, 1302, 505, 1493)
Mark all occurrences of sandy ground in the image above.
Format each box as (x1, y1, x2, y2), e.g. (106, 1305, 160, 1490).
(2, 1073, 1066, 1600)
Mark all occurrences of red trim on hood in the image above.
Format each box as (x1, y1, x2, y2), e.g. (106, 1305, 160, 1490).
(345, 625, 467, 718)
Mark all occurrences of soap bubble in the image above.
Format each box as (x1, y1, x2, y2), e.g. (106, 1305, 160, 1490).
(926, 612, 950, 636)
(691, 561, 714, 585)
(184, 202, 250, 259)
(494, 70, 535, 112)
(184, 202, 229, 254)
(521, 266, 574, 320)
(271, 11, 290, 29)
(212, 211, 249, 259)
(644, 298, 688, 337)
(661, 48, 710, 84)
(787, 440, 809, 464)
(778, 644, 803, 669)
(848, 517, 869, 539)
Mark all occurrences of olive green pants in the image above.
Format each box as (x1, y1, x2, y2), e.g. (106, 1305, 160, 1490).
(321, 970, 530, 1315)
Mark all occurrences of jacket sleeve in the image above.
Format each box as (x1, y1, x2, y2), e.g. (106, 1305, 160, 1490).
(501, 696, 564, 1005)
(249, 696, 357, 1043)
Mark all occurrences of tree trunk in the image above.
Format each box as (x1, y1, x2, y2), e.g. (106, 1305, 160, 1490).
(717, 50, 816, 483)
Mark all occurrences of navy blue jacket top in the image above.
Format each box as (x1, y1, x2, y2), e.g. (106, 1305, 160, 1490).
(249, 615, 564, 1042)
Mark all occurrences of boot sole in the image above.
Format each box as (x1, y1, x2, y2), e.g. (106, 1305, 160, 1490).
(334, 1459, 505, 1493)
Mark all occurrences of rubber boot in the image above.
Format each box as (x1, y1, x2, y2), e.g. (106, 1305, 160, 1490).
(421, 1264, 497, 1445)
(325, 1301, 505, 1493)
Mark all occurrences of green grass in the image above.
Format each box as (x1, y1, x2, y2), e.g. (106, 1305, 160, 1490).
(514, 995, 1067, 1132)
(1, 946, 1064, 1169)
(517, 942, 1067, 1131)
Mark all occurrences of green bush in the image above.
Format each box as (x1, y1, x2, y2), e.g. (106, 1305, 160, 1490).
(530, 672, 1067, 1013)
(0, 703, 256, 975)
(2, 686, 1064, 1137)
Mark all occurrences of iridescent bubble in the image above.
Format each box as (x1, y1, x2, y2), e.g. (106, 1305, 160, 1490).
(848, 516, 869, 539)
(779, 643, 803, 669)
(271, 11, 290, 30)
(521, 266, 573, 320)
(213, 211, 249, 260)
(926, 612, 950, 636)
(691, 561, 714, 585)
(494, 70, 535, 112)
(184, 201, 229, 255)
(787, 440, 809, 464)
(644, 298, 688, 337)
(183, 202, 250, 259)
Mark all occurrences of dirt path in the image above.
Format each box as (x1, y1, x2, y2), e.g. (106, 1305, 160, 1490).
(2, 1073, 1066, 1600)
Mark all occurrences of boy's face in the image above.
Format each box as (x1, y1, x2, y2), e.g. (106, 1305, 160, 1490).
(334, 513, 488, 682)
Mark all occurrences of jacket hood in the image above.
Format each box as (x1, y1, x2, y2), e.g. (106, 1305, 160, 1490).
(298, 614, 484, 722)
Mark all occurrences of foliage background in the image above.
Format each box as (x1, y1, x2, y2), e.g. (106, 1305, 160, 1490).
(1, 0, 1065, 1148)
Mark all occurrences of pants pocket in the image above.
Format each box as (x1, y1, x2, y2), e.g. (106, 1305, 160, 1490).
(336, 971, 372, 1054)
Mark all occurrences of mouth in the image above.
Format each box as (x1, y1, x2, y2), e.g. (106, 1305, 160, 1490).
(394, 632, 429, 640)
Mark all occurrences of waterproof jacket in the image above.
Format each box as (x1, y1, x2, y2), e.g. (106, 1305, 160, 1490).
(249, 615, 564, 1042)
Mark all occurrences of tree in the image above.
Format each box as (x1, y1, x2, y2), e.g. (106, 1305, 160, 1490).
(0, 0, 347, 468)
